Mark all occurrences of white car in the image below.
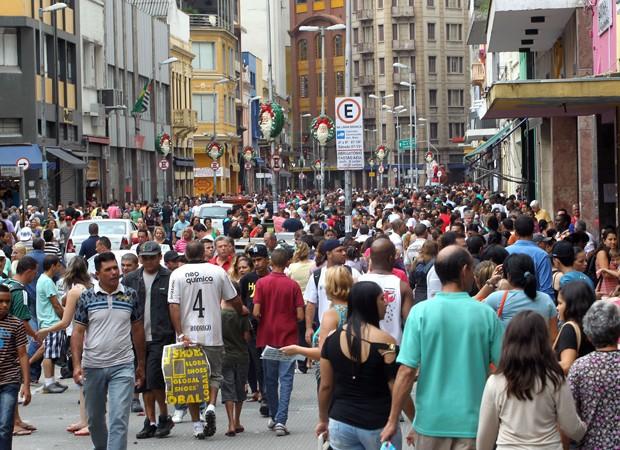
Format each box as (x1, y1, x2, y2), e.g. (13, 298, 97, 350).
(65, 219, 138, 264)
(86, 249, 137, 277)
(197, 202, 232, 234)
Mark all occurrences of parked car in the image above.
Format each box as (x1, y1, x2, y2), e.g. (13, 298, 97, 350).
(65, 219, 138, 264)
(197, 202, 233, 234)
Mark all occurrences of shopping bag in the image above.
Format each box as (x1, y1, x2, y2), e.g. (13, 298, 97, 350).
(161, 343, 211, 405)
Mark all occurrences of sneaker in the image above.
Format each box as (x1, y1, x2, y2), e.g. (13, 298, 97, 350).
(193, 422, 205, 440)
(54, 381, 68, 392)
(136, 419, 157, 439)
(267, 418, 276, 430)
(274, 423, 289, 436)
(171, 408, 186, 424)
(131, 398, 144, 413)
(43, 383, 66, 394)
(154, 415, 174, 438)
(203, 410, 216, 437)
(259, 400, 269, 417)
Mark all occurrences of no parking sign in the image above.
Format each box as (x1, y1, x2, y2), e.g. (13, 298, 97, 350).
(335, 97, 364, 170)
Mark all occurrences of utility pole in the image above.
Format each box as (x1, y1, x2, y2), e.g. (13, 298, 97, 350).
(344, 0, 352, 233)
(267, 0, 277, 213)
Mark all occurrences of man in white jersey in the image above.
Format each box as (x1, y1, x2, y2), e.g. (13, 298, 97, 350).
(168, 241, 240, 440)
(359, 237, 413, 344)
(304, 239, 361, 344)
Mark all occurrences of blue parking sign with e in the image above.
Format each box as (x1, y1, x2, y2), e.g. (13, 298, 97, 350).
(336, 130, 345, 139)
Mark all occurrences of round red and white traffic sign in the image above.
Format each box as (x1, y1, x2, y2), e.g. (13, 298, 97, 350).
(378, 165, 385, 174)
(244, 162, 252, 170)
(158, 159, 170, 170)
(16, 157, 30, 171)
(299, 173, 306, 180)
(211, 161, 220, 171)
(392, 166, 398, 173)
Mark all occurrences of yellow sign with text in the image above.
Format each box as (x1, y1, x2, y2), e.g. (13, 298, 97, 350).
(162, 344, 210, 405)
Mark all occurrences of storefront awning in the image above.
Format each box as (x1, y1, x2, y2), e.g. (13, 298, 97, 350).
(465, 119, 526, 162)
(485, 78, 620, 119)
(46, 147, 87, 168)
(0, 144, 43, 167)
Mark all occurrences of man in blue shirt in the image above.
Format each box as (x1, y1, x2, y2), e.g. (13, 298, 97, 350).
(78, 223, 99, 260)
(506, 215, 554, 297)
(171, 212, 190, 243)
(381, 246, 503, 448)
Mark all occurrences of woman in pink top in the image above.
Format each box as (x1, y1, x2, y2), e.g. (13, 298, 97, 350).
(174, 227, 193, 254)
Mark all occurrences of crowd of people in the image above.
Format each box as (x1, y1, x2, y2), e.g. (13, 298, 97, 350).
(0, 184, 618, 450)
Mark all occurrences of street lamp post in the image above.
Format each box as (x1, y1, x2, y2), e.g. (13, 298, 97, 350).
(394, 62, 417, 188)
(299, 112, 311, 193)
(369, 93, 393, 189)
(157, 57, 178, 201)
(248, 95, 261, 194)
(385, 106, 406, 188)
(38, 2, 67, 217)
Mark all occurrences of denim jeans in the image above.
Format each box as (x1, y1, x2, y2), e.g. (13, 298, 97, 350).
(27, 318, 41, 382)
(83, 363, 134, 450)
(329, 418, 402, 450)
(0, 383, 19, 448)
(262, 358, 295, 425)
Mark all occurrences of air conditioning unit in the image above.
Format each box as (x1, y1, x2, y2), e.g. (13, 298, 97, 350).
(63, 108, 75, 124)
(97, 89, 124, 107)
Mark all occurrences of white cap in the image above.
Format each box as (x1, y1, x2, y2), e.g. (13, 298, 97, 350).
(421, 220, 432, 228)
(0, 250, 6, 258)
(18, 227, 32, 241)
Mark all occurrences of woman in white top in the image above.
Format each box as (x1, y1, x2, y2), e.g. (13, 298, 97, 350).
(477, 310, 586, 450)
(37, 257, 93, 437)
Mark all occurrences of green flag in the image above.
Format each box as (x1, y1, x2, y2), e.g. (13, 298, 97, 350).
(132, 79, 152, 114)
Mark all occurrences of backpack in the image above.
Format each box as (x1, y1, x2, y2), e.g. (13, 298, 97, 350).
(585, 251, 600, 285)
(313, 265, 352, 289)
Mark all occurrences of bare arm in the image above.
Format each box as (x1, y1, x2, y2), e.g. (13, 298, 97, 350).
(380, 364, 418, 443)
(71, 323, 86, 385)
(316, 357, 334, 437)
(548, 316, 559, 344)
(17, 345, 31, 406)
(296, 306, 304, 322)
(252, 303, 261, 319)
(558, 348, 579, 375)
(131, 320, 146, 388)
(49, 295, 64, 319)
(400, 280, 414, 322)
(304, 302, 316, 344)
(38, 286, 83, 338)
(169, 303, 183, 336)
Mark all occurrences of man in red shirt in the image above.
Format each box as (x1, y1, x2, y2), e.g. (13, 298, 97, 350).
(209, 236, 234, 271)
(253, 249, 304, 437)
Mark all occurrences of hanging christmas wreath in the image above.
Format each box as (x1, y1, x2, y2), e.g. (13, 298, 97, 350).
(258, 102, 285, 139)
(242, 146, 254, 162)
(207, 141, 224, 160)
(375, 144, 389, 161)
(313, 159, 322, 171)
(310, 115, 336, 146)
(155, 132, 171, 155)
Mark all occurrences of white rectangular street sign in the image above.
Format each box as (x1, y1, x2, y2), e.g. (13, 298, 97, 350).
(335, 97, 364, 170)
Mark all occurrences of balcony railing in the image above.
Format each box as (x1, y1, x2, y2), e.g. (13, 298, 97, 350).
(356, 42, 374, 53)
(392, 6, 414, 17)
(358, 75, 375, 87)
(355, 9, 374, 20)
(392, 40, 415, 51)
(471, 62, 485, 86)
(173, 109, 197, 129)
(189, 14, 233, 33)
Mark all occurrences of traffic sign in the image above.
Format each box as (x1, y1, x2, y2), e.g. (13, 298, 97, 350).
(271, 155, 281, 172)
(158, 159, 170, 170)
(378, 165, 385, 174)
(392, 166, 398, 173)
(335, 97, 364, 170)
(16, 157, 30, 171)
(211, 161, 220, 171)
(316, 174, 322, 181)
(244, 162, 252, 170)
(398, 138, 416, 151)
(299, 173, 306, 180)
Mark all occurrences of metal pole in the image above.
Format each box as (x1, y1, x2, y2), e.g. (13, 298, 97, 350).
(212, 94, 217, 199)
(19, 168, 26, 227)
(267, 0, 277, 213)
(38, 11, 49, 217)
(413, 81, 418, 188)
(344, 0, 352, 234)
(320, 27, 325, 208)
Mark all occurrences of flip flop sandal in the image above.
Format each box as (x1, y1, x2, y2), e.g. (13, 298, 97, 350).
(66, 423, 84, 432)
(19, 422, 37, 431)
(225, 431, 236, 437)
(13, 428, 32, 436)
(235, 427, 245, 433)
(74, 427, 90, 436)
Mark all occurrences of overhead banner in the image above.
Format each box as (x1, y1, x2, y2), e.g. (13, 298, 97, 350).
(335, 97, 364, 170)
(162, 344, 211, 406)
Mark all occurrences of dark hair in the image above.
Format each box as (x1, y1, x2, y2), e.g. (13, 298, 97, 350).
(137, 229, 149, 236)
(270, 248, 289, 268)
(32, 238, 45, 250)
(514, 215, 534, 237)
(97, 237, 111, 250)
(43, 255, 60, 271)
(0, 284, 9, 294)
(94, 251, 117, 272)
(503, 253, 537, 300)
(501, 218, 514, 231)
(434, 246, 473, 285)
(497, 310, 564, 401)
(558, 281, 595, 325)
(538, 219, 548, 231)
(185, 241, 205, 262)
(89, 223, 99, 235)
(438, 231, 458, 249)
(43, 229, 54, 242)
(595, 227, 617, 259)
(345, 281, 384, 367)
(487, 216, 499, 232)
(466, 235, 485, 256)
(16, 256, 37, 274)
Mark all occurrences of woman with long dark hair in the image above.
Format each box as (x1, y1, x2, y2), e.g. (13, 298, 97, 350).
(316, 281, 412, 449)
(477, 310, 586, 450)
(594, 227, 619, 296)
(483, 254, 557, 334)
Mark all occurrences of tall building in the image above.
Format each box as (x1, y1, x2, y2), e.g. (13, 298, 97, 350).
(352, 0, 471, 187)
(290, 0, 346, 189)
(0, 0, 86, 206)
(188, 0, 243, 196)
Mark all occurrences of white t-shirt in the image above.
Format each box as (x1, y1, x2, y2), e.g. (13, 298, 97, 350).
(168, 262, 237, 346)
(142, 271, 157, 342)
(387, 231, 404, 257)
(304, 265, 361, 324)
(358, 273, 403, 344)
(426, 265, 441, 299)
(404, 238, 427, 268)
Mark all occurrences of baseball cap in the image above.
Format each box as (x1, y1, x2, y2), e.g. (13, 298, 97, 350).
(164, 250, 181, 263)
(247, 244, 269, 258)
(322, 239, 343, 253)
(139, 241, 162, 256)
(552, 240, 574, 259)
(0, 250, 6, 258)
(532, 233, 553, 244)
(200, 235, 214, 242)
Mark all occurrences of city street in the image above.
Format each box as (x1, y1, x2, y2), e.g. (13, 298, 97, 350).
(18, 369, 411, 449)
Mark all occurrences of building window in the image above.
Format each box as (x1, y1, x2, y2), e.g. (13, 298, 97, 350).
(315, 34, 322, 58)
(429, 89, 437, 107)
(427, 23, 435, 41)
(334, 35, 343, 57)
(428, 56, 436, 74)
(445, 0, 461, 8)
(449, 122, 465, 138)
(379, 57, 385, 75)
(392, 24, 398, 40)
(0, 28, 18, 67)
(363, 58, 374, 75)
(192, 42, 215, 70)
(298, 39, 308, 60)
(378, 24, 384, 42)
(300, 75, 309, 97)
(193, 94, 216, 122)
(378, 0, 384, 7)
(447, 56, 464, 73)
(409, 23, 415, 40)
(448, 89, 464, 106)
(427, 0, 434, 5)
(446, 23, 463, 41)
(429, 122, 438, 141)
(353, 28, 359, 44)
(354, 60, 360, 77)
(336, 71, 345, 95)
(0, 119, 21, 136)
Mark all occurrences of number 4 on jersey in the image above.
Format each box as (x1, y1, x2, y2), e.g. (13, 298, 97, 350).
(193, 290, 205, 318)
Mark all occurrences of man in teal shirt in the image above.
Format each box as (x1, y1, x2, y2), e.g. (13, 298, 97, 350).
(381, 246, 503, 449)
